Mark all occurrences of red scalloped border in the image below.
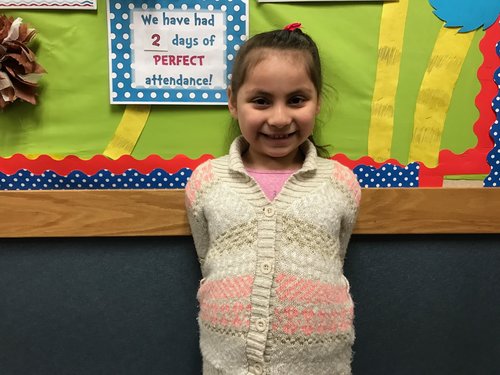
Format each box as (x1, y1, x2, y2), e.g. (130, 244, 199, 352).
(0, 154, 213, 175)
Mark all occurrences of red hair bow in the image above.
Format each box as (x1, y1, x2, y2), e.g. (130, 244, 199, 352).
(283, 22, 302, 32)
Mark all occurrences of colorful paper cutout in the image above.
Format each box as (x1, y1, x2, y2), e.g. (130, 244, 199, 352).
(103, 105, 151, 159)
(368, 0, 408, 162)
(346, 15, 498, 187)
(484, 41, 500, 186)
(408, 27, 476, 167)
(430, 0, 500, 32)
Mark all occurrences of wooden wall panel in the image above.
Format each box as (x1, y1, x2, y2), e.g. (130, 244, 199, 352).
(0, 188, 498, 237)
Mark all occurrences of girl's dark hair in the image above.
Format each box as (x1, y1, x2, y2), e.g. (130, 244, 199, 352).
(229, 28, 330, 158)
(230, 28, 322, 101)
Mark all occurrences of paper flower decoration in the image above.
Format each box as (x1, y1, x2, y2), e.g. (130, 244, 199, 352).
(0, 15, 46, 109)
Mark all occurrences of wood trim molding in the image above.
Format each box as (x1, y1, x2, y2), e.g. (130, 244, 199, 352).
(0, 188, 498, 237)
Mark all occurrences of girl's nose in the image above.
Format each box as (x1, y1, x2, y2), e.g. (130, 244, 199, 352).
(268, 104, 291, 128)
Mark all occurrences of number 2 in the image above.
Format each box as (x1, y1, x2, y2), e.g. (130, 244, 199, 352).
(151, 34, 160, 47)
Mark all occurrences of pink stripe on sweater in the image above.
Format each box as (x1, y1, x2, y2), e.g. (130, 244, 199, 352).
(198, 275, 254, 330)
(332, 163, 361, 204)
(197, 275, 254, 301)
(275, 274, 350, 305)
(272, 274, 354, 335)
(199, 301, 252, 330)
(272, 305, 354, 335)
(185, 161, 214, 208)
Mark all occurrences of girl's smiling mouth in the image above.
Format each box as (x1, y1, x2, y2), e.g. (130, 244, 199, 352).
(261, 131, 297, 139)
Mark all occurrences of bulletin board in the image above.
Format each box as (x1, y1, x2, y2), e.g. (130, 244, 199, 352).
(0, 0, 500, 234)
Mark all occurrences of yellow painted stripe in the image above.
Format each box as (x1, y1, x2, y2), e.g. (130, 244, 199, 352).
(367, 0, 409, 162)
(408, 27, 475, 167)
(103, 105, 151, 159)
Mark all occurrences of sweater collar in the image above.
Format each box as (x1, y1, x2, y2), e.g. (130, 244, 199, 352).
(228, 136, 318, 174)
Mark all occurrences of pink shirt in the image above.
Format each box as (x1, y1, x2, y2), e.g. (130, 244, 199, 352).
(246, 168, 297, 201)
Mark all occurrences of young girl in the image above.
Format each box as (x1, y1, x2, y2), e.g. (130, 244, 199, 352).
(185, 23, 361, 375)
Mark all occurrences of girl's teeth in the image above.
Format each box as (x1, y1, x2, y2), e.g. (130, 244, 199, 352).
(269, 134, 289, 139)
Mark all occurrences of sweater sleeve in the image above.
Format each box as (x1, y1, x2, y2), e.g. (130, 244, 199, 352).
(185, 160, 214, 264)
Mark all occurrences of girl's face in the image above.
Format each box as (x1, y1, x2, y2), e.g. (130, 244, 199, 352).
(228, 50, 320, 170)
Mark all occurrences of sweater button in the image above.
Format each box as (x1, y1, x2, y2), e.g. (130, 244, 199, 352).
(255, 318, 267, 332)
(263, 206, 275, 217)
(251, 363, 263, 374)
(260, 261, 272, 274)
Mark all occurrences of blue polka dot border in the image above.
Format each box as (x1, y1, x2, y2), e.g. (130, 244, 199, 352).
(0, 164, 421, 190)
(0, 168, 193, 190)
(107, 0, 248, 104)
(354, 163, 420, 188)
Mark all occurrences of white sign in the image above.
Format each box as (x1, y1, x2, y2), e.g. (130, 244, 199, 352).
(107, 0, 248, 105)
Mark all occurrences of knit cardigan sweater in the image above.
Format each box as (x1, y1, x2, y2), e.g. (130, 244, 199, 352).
(185, 137, 361, 375)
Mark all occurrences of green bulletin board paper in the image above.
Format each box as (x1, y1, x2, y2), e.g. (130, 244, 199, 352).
(440, 30, 484, 153)
(0, 8, 119, 157)
(0, 0, 482, 165)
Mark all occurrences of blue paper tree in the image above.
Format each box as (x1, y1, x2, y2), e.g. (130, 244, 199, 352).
(430, 0, 500, 32)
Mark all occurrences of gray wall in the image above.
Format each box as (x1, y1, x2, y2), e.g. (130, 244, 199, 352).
(1, 235, 499, 375)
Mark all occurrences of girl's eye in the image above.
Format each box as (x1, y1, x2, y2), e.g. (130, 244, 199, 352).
(251, 97, 269, 106)
(289, 96, 306, 106)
